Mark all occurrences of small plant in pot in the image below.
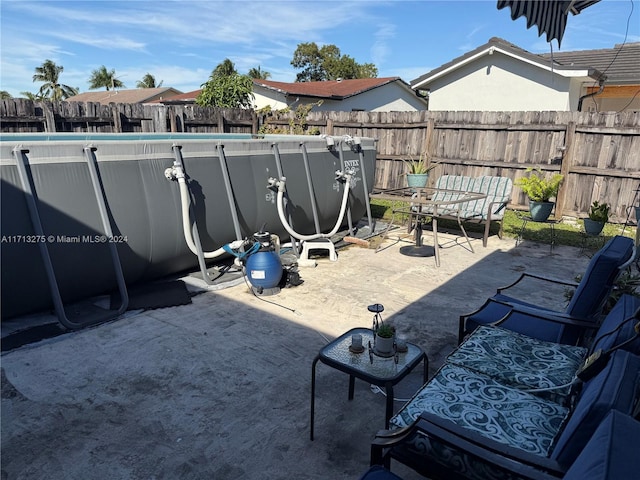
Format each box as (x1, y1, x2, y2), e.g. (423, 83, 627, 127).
(515, 168, 564, 222)
(375, 322, 395, 354)
(403, 149, 439, 188)
(584, 201, 610, 236)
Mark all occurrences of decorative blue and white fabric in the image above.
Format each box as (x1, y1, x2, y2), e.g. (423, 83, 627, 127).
(384, 350, 640, 480)
(446, 325, 587, 404)
(390, 363, 568, 456)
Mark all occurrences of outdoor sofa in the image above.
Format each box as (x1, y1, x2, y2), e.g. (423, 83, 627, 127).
(363, 293, 640, 479)
(423, 175, 513, 248)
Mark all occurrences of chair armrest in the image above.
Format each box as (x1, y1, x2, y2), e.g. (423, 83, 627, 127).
(372, 413, 566, 480)
(497, 272, 579, 294)
(489, 299, 598, 331)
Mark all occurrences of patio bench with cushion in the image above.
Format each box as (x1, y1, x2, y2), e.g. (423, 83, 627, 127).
(423, 175, 513, 247)
(366, 294, 640, 480)
(371, 349, 639, 480)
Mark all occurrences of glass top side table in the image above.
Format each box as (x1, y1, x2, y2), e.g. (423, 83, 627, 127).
(310, 327, 428, 440)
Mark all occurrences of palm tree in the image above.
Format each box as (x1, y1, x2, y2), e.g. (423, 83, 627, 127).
(32, 59, 78, 100)
(88, 66, 125, 90)
(213, 59, 237, 77)
(248, 66, 271, 80)
(136, 73, 163, 88)
(20, 91, 45, 101)
(0, 90, 12, 99)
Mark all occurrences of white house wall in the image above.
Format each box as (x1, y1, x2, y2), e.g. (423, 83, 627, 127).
(312, 82, 427, 112)
(253, 82, 427, 112)
(427, 53, 574, 111)
(252, 88, 288, 111)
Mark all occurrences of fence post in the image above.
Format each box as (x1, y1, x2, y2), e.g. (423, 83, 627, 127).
(42, 102, 57, 132)
(217, 109, 226, 133)
(111, 104, 122, 132)
(326, 117, 334, 136)
(252, 110, 259, 135)
(556, 121, 576, 218)
(425, 117, 435, 160)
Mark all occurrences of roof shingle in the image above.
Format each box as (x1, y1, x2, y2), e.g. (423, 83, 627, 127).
(65, 88, 183, 105)
(253, 77, 404, 99)
(542, 42, 640, 84)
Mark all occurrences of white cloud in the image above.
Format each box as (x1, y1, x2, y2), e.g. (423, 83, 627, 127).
(371, 23, 396, 68)
(46, 32, 147, 52)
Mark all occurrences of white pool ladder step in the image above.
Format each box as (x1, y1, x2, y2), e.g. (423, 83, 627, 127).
(300, 239, 337, 262)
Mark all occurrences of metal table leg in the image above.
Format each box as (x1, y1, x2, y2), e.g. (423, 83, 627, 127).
(432, 216, 440, 267)
(384, 383, 394, 429)
(348, 374, 356, 400)
(310, 356, 319, 440)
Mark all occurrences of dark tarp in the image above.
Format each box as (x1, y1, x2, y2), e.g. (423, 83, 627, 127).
(497, 0, 601, 46)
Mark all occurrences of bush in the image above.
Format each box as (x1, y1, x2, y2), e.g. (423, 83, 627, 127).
(515, 168, 564, 202)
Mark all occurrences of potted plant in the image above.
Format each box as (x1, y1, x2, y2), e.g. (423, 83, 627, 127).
(584, 201, 610, 236)
(514, 168, 564, 222)
(375, 322, 395, 354)
(403, 149, 439, 188)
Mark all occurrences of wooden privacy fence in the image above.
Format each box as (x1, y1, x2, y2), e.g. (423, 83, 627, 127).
(0, 99, 257, 134)
(2, 99, 639, 222)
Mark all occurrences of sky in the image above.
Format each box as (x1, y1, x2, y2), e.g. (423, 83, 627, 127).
(1, 0, 638, 98)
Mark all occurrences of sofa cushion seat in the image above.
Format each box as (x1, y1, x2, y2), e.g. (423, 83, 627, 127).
(563, 410, 640, 480)
(390, 363, 569, 456)
(446, 325, 587, 404)
(550, 349, 640, 467)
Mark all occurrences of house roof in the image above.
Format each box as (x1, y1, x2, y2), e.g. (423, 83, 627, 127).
(411, 37, 603, 89)
(253, 77, 410, 99)
(65, 87, 183, 105)
(541, 42, 640, 84)
(152, 89, 201, 104)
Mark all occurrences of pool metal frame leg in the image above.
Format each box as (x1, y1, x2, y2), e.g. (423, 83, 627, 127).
(12, 145, 129, 330)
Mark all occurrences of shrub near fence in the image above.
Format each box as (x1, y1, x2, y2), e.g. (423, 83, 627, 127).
(1, 99, 638, 221)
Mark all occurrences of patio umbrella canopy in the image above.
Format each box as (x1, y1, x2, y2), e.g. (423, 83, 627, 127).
(497, 0, 602, 46)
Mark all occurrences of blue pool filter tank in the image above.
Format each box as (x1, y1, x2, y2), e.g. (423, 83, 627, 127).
(244, 231, 283, 295)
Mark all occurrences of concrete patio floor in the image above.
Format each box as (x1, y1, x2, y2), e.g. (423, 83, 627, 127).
(1, 229, 592, 480)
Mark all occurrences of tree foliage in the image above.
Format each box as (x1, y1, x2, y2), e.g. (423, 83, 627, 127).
(291, 43, 377, 82)
(32, 59, 78, 100)
(258, 101, 323, 135)
(196, 58, 254, 108)
(136, 73, 163, 88)
(0, 90, 12, 99)
(20, 91, 45, 101)
(89, 66, 125, 90)
(248, 66, 271, 80)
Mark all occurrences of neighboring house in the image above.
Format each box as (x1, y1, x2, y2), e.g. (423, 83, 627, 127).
(411, 37, 640, 112)
(65, 87, 183, 105)
(152, 90, 200, 105)
(251, 77, 428, 112)
(541, 42, 640, 112)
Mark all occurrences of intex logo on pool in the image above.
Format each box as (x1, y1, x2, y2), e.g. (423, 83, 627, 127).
(343, 160, 360, 168)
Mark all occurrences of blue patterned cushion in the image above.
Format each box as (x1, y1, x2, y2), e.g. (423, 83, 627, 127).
(390, 364, 568, 456)
(447, 326, 587, 404)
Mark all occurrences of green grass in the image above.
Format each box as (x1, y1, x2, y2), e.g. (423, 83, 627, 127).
(369, 199, 636, 248)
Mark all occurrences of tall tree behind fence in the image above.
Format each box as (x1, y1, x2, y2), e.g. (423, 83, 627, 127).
(2, 99, 638, 222)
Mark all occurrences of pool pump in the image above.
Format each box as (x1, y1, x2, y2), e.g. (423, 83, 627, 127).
(244, 230, 283, 296)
